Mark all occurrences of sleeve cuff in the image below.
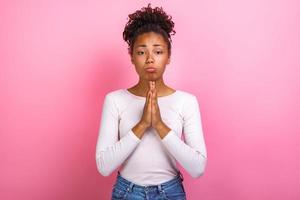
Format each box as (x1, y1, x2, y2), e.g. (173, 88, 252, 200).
(128, 129, 141, 143)
(161, 130, 177, 142)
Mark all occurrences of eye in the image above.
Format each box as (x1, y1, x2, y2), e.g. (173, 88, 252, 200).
(137, 51, 144, 55)
(155, 51, 163, 54)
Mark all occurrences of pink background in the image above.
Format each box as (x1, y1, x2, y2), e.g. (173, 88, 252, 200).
(1, 1, 300, 199)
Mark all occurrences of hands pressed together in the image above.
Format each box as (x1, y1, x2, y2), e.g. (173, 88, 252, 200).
(140, 81, 163, 129)
(134, 81, 171, 139)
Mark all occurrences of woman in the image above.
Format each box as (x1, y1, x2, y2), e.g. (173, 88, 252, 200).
(96, 4, 207, 200)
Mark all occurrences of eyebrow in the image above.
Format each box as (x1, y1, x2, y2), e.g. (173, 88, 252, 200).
(136, 44, 164, 47)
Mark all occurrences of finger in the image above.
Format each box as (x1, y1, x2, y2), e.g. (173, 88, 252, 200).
(146, 90, 150, 103)
(148, 92, 152, 110)
(153, 88, 157, 103)
(152, 94, 157, 110)
(149, 81, 153, 91)
(146, 91, 152, 109)
(151, 96, 156, 114)
(150, 81, 154, 92)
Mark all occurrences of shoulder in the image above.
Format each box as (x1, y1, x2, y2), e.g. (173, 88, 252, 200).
(175, 90, 201, 114)
(104, 89, 125, 100)
(175, 89, 198, 103)
(176, 89, 196, 98)
(102, 89, 133, 112)
(101, 89, 126, 114)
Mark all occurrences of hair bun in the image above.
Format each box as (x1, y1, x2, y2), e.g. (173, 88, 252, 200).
(123, 3, 176, 55)
(124, 3, 175, 42)
(129, 4, 175, 37)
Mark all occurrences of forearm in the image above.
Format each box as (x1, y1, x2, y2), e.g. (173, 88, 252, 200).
(161, 131, 207, 178)
(96, 130, 140, 176)
(132, 121, 148, 139)
(154, 121, 171, 139)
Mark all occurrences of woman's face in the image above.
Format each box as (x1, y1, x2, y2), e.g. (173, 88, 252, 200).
(131, 32, 170, 82)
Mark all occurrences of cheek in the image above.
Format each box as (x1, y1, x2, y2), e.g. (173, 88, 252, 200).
(133, 62, 145, 74)
(133, 56, 145, 65)
(157, 56, 169, 65)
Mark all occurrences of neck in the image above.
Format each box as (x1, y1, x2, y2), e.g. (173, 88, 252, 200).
(131, 78, 168, 96)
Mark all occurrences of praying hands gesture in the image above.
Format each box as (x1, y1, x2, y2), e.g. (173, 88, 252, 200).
(141, 81, 162, 129)
(132, 81, 171, 139)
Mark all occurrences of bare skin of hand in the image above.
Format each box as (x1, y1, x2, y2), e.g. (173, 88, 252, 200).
(149, 81, 163, 129)
(139, 82, 153, 128)
(139, 81, 162, 129)
(137, 81, 171, 139)
(131, 82, 153, 139)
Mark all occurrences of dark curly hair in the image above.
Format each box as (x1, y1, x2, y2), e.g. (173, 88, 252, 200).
(123, 3, 176, 57)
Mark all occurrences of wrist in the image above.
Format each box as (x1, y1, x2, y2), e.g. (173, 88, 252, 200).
(154, 121, 164, 130)
(154, 121, 170, 139)
(132, 121, 148, 139)
(139, 121, 148, 129)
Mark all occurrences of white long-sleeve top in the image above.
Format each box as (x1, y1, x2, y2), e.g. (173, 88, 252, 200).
(95, 88, 207, 186)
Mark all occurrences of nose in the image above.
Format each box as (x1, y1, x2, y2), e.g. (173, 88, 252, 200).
(146, 53, 154, 64)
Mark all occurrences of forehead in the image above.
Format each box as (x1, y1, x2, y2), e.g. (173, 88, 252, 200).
(134, 32, 167, 47)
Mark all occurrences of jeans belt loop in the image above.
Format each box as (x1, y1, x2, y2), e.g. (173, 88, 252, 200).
(158, 184, 163, 194)
(128, 182, 134, 193)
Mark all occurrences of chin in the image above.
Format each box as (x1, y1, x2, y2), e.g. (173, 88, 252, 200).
(146, 77, 160, 81)
(145, 74, 161, 81)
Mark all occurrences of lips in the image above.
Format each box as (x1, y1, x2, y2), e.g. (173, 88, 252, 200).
(145, 67, 157, 73)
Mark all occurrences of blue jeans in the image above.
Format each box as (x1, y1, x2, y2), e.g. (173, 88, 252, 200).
(111, 171, 186, 200)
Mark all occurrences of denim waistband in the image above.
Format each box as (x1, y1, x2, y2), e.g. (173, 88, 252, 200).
(115, 171, 184, 192)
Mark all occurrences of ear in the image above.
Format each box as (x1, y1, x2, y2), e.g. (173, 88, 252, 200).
(167, 57, 171, 65)
(130, 55, 134, 64)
